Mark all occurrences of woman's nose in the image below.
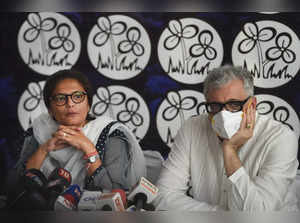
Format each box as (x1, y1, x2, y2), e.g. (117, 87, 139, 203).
(65, 95, 75, 107)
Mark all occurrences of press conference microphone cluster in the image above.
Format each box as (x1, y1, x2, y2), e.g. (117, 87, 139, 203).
(127, 177, 158, 211)
(7, 168, 158, 211)
(6, 167, 82, 211)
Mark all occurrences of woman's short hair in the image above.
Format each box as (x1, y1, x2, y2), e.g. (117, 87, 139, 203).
(203, 65, 254, 99)
(43, 69, 94, 109)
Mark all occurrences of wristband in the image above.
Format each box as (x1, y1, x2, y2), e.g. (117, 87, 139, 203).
(83, 151, 98, 160)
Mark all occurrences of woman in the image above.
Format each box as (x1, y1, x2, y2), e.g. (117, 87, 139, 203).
(15, 69, 146, 191)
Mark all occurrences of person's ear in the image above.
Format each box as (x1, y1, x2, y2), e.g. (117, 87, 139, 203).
(48, 109, 56, 121)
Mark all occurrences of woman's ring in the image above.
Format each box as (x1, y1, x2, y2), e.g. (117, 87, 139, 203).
(246, 123, 251, 129)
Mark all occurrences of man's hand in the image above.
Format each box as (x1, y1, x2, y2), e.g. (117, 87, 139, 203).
(222, 100, 256, 177)
(222, 101, 256, 152)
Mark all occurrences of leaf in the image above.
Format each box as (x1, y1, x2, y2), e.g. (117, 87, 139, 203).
(168, 20, 182, 35)
(111, 21, 127, 35)
(97, 17, 111, 32)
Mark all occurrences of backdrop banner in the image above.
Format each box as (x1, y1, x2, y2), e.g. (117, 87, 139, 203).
(0, 12, 299, 192)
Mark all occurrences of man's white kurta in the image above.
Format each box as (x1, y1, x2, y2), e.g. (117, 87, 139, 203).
(154, 113, 299, 211)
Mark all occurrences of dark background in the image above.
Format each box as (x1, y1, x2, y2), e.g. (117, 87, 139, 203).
(0, 12, 299, 193)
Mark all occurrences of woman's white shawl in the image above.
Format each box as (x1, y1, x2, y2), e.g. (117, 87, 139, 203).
(32, 113, 146, 189)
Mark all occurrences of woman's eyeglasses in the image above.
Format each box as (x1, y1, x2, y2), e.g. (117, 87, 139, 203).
(205, 96, 251, 114)
(50, 91, 87, 106)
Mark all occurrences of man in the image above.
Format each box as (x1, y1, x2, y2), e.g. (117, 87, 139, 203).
(153, 65, 299, 211)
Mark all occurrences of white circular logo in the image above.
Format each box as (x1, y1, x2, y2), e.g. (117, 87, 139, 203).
(256, 94, 300, 139)
(156, 90, 206, 148)
(158, 18, 223, 85)
(232, 20, 300, 88)
(91, 85, 150, 141)
(18, 12, 81, 76)
(18, 81, 48, 130)
(87, 15, 151, 80)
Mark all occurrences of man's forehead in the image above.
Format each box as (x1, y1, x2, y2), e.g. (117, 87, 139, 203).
(206, 79, 248, 102)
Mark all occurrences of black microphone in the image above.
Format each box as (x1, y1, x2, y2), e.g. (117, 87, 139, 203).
(143, 203, 155, 211)
(134, 193, 147, 211)
(6, 168, 49, 210)
(47, 168, 72, 193)
(101, 204, 113, 211)
(127, 177, 159, 211)
(45, 168, 72, 209)
(127, 198, 156, 211)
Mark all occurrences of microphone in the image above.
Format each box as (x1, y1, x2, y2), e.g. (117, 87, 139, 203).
(96, 191, 125, 211)
(47, 168, 72, 193)
(127, 177, 158, 211)
(54, 184, 82, 211)
(126, 203, 155, 212)
(101, 204, 112, 211)
(77, 190, 125, 211)
(133, 193, 147, 211)
(46, 168, 72, 208)
(23, 169, 48, 188)
(77, 190, 103, 211)
(7, 168, 49, 210)
(111, 189, 127, 208)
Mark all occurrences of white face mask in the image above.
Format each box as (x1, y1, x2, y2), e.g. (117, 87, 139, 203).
(211, 110, 243, 139)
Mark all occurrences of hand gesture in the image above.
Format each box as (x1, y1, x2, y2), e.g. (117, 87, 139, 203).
(222, 100, 256, 152)
(52, 125, 95, 154)
(40, 134, 70, 153)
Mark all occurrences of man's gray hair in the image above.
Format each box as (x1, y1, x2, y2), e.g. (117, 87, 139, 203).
(203, 65, 254, 99)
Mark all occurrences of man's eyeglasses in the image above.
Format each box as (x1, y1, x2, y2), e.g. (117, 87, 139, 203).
(50, 91, 87, 106)
(205, 96, 251, 114)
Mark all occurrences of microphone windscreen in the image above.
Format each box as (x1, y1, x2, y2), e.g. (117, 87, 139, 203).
(23, 169, 48, 190)
(127, 177, 159, 204)
(111, 189, 127, 208)
(101, 204, 113, 211)
(77, 190, 102, 211)
(48, 168, 71, 184)
(12, 169, 48, 210)
(54, 185, 82, 211)
(47, 168, 71, 194)
(62, 184, 82, 205)
(134, 193, 147, 203)
(134, 193, 147, 210)
(96, 192, 125, 211)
